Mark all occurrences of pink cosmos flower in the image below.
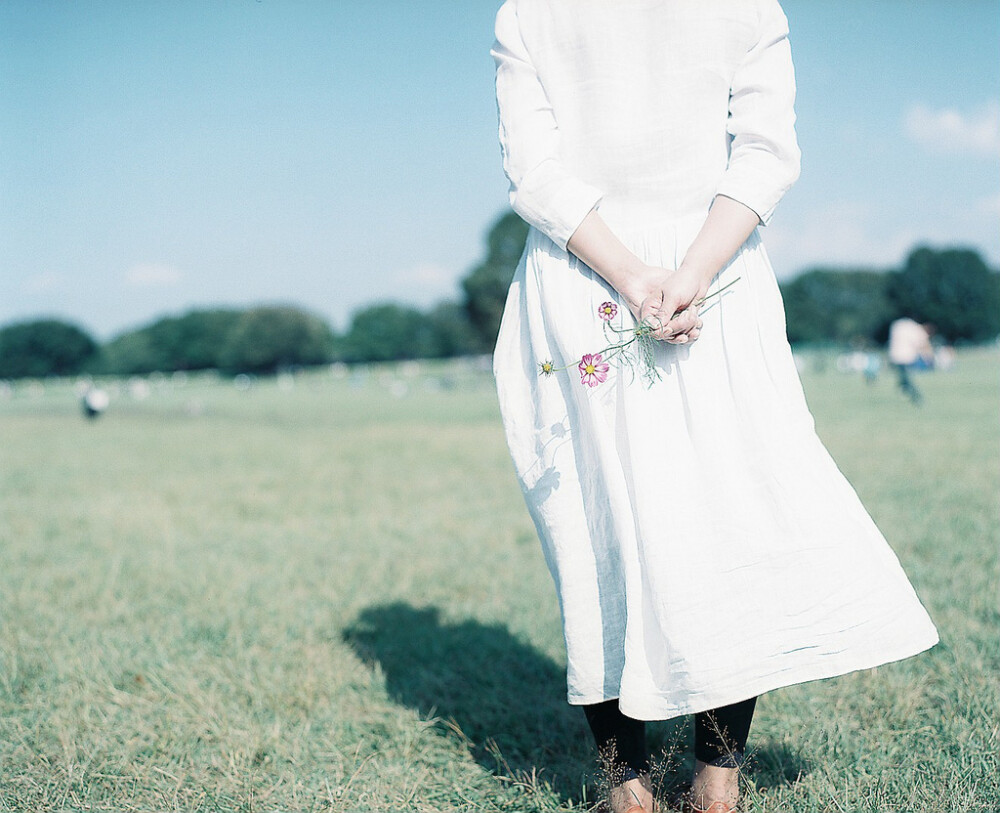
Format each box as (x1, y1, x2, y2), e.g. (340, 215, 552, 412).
(578, 353, 610, 387)
(597, 301, 618, 321)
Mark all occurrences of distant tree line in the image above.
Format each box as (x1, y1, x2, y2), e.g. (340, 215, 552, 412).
(782, 247, 1000, 345)
(0, 212, 997, 379)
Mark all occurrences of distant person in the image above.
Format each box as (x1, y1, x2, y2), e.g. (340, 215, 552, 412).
(490, 2, 938, 811)
(81, 386, 109, 419)
(888, 318, 934, 404)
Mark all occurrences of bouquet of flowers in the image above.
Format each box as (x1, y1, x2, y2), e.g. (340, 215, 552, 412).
(539, 277, 739, 388)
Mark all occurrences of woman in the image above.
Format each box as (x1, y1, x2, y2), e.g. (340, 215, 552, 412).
(490, 1, 939, 812)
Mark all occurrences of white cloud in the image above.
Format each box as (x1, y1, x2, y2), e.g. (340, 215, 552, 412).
(124, 263, 183, 287)
(19, 271, 66, 295)
(904, 102, 1000, 156)
(384, 261, 461, 306)
(396, 262, 454, 287)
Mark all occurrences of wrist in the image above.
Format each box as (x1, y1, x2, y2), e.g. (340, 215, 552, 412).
(612, 258, 655, 302)
(675, 262, 714, 295)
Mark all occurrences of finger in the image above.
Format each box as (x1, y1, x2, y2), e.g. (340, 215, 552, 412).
(668, 325, 702, 345)
(647, 302, 686, 338)
(649, 316, 672, 340)
(662, 307, 699, 337)
(641, 312, 665, 336)
(646, 308, 678, 338)
(652, 316, 682, 340)
(680, 320, 703, 342)
(671, 318, 705, 335)
(638, 291, 665, 324)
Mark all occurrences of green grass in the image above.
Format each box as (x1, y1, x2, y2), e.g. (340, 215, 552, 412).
(1, 349, 997, 812)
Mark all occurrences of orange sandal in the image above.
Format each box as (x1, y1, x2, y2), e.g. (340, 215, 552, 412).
(621, 803, 659, 813)
(677, 796, 737, 813)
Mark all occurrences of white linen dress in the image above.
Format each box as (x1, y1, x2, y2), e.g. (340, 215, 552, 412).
(490, 0, 938, 721)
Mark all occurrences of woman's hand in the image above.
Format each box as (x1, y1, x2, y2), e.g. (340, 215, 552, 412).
(567, 199, 761, 346)
(618, 265, 708, 344)
(566, 210, 714, 346)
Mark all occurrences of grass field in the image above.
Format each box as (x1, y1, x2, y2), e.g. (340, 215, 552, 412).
(1, 349, 997, 812)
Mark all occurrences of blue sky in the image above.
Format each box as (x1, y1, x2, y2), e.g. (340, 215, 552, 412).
(1, 0, 997, 339)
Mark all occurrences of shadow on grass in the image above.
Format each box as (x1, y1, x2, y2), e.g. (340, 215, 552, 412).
(342, 603, 808, 805)
(746, 741, 810, 790)
(343, 602, 595, 801)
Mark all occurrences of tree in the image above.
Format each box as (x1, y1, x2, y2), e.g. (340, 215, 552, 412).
(0, 319, 98, 379)
(887, 247, 1000, 343)
(98, 309, 243, 374)
(340, 303, 439, 362)
(97, 330, 160, 376)
(461, 211, 529, 350)
(780, 269, 895, 345)
(147, 310, 244, 370)
(425, 301, 480, 358)
(219, 306, 335, 373)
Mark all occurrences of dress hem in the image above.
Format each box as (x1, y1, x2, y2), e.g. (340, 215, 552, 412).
(566, 627, 940, 721)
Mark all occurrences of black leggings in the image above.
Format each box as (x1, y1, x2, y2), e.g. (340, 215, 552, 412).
(583, 696, 757, 778)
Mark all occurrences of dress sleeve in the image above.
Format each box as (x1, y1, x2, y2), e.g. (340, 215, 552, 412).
(491, 0, 604, 250)
(715, 0, 802, 226)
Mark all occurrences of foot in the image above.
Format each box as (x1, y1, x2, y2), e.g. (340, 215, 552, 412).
(609, 773, 656, 813)
(685, 760, 738, 812)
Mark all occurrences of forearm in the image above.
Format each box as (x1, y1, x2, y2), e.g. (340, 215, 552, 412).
(565, 208, 646, 295)
(566, 196, 761, 292)
(566, 209, 698, 340)
(678, 195, 762, 287)
(565, 196, 760, 341)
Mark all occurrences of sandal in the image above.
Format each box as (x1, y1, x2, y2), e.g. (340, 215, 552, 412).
(597, 803, 656, 813)
(675, 793, 738, 813)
